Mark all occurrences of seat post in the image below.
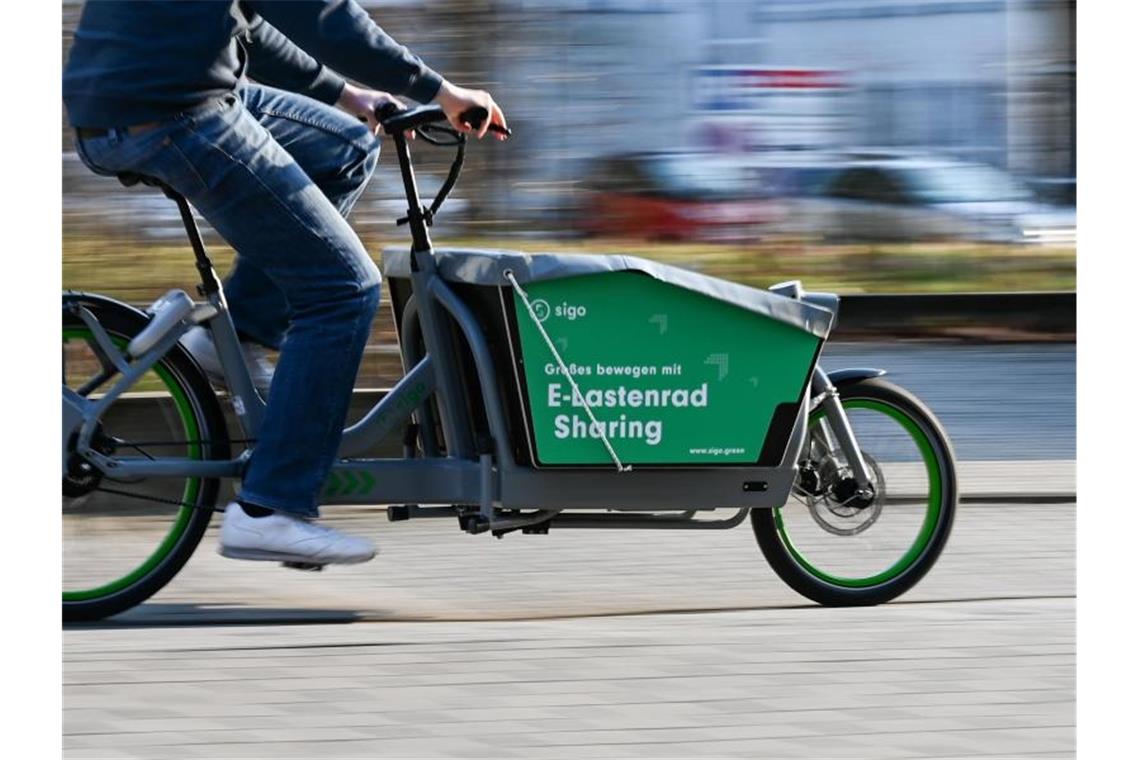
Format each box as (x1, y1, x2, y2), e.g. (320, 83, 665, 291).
(160, 184, 223, 298)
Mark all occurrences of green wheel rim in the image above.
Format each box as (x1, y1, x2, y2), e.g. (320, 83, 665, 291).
(774, 398, 944, 588)
(62, 328, 202, 602)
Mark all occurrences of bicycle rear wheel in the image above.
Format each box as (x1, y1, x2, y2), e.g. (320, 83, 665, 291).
(63, 295, 229, 622)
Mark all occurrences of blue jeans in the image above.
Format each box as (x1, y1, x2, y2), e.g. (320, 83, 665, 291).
(76, 84, 382, 517)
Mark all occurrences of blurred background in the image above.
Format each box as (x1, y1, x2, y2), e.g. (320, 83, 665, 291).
(62, 0, 1076, 386)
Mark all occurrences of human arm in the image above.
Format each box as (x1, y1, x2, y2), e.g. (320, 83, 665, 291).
(242, 9, 410, 135)
(242, 14, 347, 105)
(432, 80, 509, 140)
(247, 1, 507, 138)
(246, 0, 443, 103)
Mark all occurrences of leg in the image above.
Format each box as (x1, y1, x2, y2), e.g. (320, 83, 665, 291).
(81, 95, 380, 516)
(224, 84, 381, 349)
(242, 83, 380, 217)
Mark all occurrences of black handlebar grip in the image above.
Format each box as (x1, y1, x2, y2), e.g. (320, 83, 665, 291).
(374, 101, 403, 122)
(459, 106, 512, 137)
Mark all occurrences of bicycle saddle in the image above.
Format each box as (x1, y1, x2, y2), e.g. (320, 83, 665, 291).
(116, 171, 162, 188)
(115, 171, 183, 200)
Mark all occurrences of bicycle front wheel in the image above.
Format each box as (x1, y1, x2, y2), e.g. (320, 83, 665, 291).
(63, 295, 229, 622)
(752, 377, 957, 606)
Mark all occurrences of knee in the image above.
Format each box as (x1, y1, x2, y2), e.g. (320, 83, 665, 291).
(343, 266, 381, 324)
(357, 251, 382, 294)
(289, 245, 381, 323)
(362, 136, 380, 176)
(294, 277, 379, 337)
(336, 260, 381, 315)
(359, 277, 381, 318)
(341, 278, 381, 338)
(345, 127, 381, 185)
(357, 142, 380, 189)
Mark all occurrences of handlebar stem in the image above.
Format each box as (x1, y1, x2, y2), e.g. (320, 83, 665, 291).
(391, 131, 433, 268)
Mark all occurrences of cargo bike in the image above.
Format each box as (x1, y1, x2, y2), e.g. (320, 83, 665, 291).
(62, 106, 957, 622)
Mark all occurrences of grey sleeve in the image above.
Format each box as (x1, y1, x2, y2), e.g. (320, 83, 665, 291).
(246, 0, 444, 103)
(243, 15, 346, 104)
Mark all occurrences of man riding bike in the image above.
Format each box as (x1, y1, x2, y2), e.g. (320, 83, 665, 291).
(63, 0, 508, 567)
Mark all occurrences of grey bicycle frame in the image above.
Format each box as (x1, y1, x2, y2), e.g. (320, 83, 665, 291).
(66, 130, 875, 529)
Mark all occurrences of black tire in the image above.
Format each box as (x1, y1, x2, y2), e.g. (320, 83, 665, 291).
(63, 293, 229, 622)
(752, 377, 957, 606)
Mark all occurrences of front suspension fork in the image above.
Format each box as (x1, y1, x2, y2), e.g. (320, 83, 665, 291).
(810, 366, 874, 489)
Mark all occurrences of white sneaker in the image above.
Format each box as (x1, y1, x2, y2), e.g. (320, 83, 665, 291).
(181, 326, 275, 395)
(217, 502, 376, 565)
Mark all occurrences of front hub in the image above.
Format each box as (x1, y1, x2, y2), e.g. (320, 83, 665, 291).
(829, 476, 876, 512)
(802, 451, 886, 537)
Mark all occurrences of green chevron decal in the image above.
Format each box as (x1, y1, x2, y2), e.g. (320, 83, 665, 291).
(360, 471, 376, 493)
(321, 469, 377, 498)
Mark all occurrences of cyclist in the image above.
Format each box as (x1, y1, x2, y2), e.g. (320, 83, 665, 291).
(63, 0, 507, 566)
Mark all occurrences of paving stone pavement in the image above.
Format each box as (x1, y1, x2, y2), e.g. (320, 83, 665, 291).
(64, 500, 1075, 758)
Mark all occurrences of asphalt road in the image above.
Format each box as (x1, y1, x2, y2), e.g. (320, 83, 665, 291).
(64, 343, 1076, 757)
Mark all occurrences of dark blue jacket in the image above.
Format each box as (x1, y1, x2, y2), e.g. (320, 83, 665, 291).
(64, 0, 444, 128)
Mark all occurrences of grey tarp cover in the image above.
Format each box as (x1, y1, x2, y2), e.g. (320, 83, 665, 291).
(381, 247, 835, 339)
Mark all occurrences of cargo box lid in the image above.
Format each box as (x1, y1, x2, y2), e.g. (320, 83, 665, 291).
(381, 247, 835, 339)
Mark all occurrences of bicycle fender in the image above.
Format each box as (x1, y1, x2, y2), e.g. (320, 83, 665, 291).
(827, 368, 888, 389)
(63, 290, 148, 319)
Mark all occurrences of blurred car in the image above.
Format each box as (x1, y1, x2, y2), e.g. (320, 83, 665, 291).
(1027, 176, 1077, 207)
(769, 156, 1075, 244)
(578, 152, 782, 241)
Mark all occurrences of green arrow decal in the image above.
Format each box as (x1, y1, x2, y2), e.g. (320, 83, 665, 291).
(342, 471, 359, 495)
(358, 471, 376, 495)
(322, 470, 376, 498)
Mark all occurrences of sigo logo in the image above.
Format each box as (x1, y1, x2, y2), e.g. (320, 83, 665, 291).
(531, 299, 551, 322)
(554, 302, 587, 321)
(531, 299, 587, 322)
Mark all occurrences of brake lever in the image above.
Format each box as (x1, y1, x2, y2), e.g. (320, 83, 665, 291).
(417, 122, 464, 146)
(459, 106, 512, 138)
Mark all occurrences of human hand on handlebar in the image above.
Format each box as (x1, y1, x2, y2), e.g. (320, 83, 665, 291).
(432, 81, 509, 140)
(336, 84, 414, 138)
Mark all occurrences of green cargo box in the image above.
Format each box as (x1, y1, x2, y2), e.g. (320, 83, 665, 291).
(382, 248, 835, 469)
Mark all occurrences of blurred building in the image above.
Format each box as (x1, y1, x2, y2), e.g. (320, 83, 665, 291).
(495, 0, 1074, 194)
(62, 0, 1075, 234)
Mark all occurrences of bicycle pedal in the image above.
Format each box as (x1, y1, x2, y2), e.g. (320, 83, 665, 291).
(281, 561, 325, 572)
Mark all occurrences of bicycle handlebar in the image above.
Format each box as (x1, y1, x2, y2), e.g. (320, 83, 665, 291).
(375, 103, 511, 138)
(374, 102, 509, 241)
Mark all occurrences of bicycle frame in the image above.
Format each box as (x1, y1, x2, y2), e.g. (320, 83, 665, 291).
(65, 126, 877, 531)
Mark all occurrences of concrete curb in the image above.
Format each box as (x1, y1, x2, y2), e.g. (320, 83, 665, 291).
(961, 494, 1074, 504)
(831, 291, 1075, 341)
